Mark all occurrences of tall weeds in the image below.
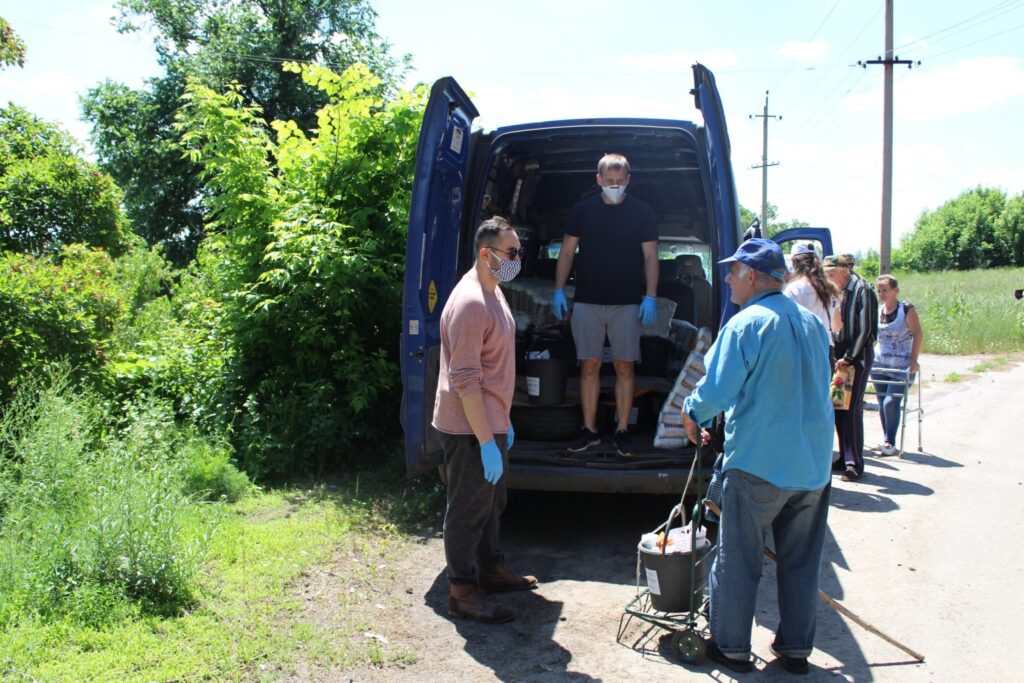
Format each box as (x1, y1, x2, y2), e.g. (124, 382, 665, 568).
(0, 373, 245, 627)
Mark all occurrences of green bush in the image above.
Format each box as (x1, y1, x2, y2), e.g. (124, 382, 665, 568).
(178, 434, 251, 502)
(175, 63, 425, 477)
(0, 374, 236, 627)
(0, 246, 125, 401)
(0, 104, 130, 256)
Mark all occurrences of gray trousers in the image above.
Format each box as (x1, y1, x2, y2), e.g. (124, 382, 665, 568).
(439, 432, 509, 585)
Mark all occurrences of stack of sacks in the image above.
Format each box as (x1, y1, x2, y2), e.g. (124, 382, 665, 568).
(654, 327, 713, 449)
(501, 277, 574, 331)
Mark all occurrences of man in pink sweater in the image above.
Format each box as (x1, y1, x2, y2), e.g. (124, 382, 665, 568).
(433, 216, 537, 623)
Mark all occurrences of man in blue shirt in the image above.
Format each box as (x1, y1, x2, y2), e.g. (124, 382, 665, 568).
(682, 239, 834, 675)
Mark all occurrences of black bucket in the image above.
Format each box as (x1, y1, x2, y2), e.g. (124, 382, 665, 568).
(638, 543, 711, 613)
(524, 358, 568, 406)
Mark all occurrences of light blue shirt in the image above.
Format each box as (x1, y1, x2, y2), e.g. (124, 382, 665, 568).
(683, 290, 834, 490)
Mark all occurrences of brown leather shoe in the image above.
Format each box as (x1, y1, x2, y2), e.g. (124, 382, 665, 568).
(448, 582, 515, 623)
(478, 564, 538, 593)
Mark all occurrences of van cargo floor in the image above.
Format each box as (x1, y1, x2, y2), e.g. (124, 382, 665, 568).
(511, 436, 696, 469)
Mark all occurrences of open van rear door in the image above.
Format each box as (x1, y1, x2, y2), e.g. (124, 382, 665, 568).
(401, 78, 479, 477)
(692, 63, 741, 263)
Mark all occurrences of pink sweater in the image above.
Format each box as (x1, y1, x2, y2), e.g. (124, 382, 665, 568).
(432, 269, 515, 436)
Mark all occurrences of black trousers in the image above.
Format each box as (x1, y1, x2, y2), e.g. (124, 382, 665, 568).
(439, 431, 509, 585)
(834, 346, 873, 474)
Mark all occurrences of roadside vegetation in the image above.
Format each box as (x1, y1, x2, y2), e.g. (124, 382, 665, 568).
(891, 268, 1024, 354)
(1, 1, 1023, 678)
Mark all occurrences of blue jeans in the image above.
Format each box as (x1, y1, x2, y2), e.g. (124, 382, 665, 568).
(872, 370, 911, 445)
(709, 469, 831, 659)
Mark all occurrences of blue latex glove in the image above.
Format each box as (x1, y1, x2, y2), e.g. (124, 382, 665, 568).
(638, 295, 657, 325)
(507, 424, 515, 450)
(480, 440, 504, 484)
(552, 289, 568, 320)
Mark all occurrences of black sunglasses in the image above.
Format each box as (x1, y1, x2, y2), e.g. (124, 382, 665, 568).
(488, 246, 525, 259)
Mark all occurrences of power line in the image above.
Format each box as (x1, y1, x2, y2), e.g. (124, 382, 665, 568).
(768, 0, 844, 93)
(893, 0, 1024, 53)
(784, 2, 884, 114)
(918, 20, 1024, 61)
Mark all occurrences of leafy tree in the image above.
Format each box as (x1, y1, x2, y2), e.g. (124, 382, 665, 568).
(895, 187, 1007, 271)
(173, 62, 424, 477)
(995, 193, 1024, 267)
(82, 0, 405, 264)
(82, 69, 204, 266)
(0, 105, 129, 256)
(0, 16, 26, 70)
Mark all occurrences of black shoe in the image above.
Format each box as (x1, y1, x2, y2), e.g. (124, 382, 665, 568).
(840, 467, 860, 482)
(613, 429, 635, 457)
(705, 639, 753, 674)
(770, 644, 810, 675)
(567, 428, 601, 453)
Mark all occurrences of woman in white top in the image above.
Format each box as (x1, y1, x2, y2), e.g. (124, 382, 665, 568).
(784, 243, 842, 368)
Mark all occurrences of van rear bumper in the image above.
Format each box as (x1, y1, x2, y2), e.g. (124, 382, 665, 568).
(508, 463, 707, 495)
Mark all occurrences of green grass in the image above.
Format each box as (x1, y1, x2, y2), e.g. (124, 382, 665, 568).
(894, 267, 1024, 354)
(970, 356, 1011, 373)
(945, 372, 963, 383)
(0, 476, 439, 681)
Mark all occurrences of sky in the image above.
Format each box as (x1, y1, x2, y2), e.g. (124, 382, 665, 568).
(3, 0, 1024, 254)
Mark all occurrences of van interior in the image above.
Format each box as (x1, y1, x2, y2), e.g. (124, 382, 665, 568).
(465, 123, 720, 472)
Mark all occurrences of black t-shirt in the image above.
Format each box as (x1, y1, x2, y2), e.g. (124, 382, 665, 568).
(564, 193, 658, 305)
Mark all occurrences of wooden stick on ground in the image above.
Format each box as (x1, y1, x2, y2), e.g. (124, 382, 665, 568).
(704, 500, 925, 662)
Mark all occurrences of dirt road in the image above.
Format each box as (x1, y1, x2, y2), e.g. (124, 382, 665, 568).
(329, 353, 1024, 682)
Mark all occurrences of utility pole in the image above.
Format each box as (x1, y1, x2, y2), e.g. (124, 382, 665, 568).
(750, 91, 780, 233)
(858, 0, 918, 274)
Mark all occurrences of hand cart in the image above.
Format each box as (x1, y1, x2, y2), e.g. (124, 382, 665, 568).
(616, 441, 715, 664)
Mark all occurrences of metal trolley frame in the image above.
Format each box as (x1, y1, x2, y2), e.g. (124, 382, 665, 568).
(616, 442, 715, 664)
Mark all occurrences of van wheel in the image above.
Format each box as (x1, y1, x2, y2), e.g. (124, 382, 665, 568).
(510, 404, 582, 441)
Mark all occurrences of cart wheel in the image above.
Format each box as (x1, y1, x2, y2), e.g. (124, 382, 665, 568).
(671, 630, 705, 664)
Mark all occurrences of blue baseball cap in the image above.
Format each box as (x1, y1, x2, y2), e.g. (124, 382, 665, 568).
(719, 238, 787, 281)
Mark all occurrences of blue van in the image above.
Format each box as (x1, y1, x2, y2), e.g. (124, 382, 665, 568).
(401, 64, 831, 493)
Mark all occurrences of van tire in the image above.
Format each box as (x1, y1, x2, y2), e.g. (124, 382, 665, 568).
(510, 404, 583, 441)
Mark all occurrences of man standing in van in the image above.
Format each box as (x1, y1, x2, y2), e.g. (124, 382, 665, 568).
(681, 239, 833, 675)
(551, 153, 659, 457)
(433, 216, 537, 623)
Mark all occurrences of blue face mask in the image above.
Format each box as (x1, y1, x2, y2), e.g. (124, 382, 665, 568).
(488, 249, 522, 282)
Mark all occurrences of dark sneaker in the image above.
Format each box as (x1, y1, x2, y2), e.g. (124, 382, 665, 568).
(613, 429, 635, 457)
(770, 644, 810, 675)
(567, 428, 601, 453)
(705, 639, 754, 674)
(840, 466, 861, 482)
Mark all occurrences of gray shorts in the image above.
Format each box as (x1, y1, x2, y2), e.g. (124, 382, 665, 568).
(570, 303, 641, 361)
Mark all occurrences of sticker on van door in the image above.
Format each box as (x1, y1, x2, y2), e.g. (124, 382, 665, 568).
(449, 126, 464, 155)
(428, 280, 438, 313)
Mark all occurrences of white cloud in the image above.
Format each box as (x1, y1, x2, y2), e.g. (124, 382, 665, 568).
(617, 49, 739, 73)
(776, 39, 828, 63)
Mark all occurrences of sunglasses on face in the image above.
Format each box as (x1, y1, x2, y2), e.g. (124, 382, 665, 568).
(488, 246, 524, 259)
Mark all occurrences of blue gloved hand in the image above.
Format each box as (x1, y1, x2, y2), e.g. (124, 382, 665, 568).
(552, 289, 568, 320)
(507, 424, 515, 450)
(480, 440, 503, 484)
(638, 295, 657, 325)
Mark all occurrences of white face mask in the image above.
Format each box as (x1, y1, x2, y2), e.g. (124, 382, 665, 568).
(601, 185, 626, 205)
(487, 249, 522, 282)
